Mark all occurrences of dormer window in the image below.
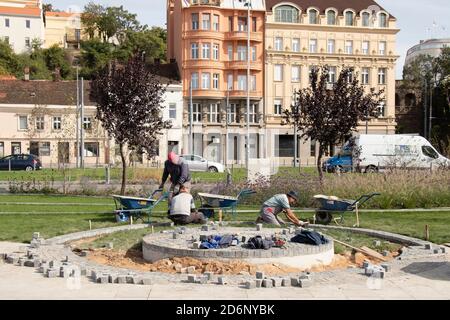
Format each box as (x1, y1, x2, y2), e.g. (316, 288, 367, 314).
(275, 5, 299, 23)
(309, 9, 318, 24)
(362, 12, 370, 27)
(327, 10, 336, 25)
(345, 11, 354, 26)
(379, 13, 388, 28)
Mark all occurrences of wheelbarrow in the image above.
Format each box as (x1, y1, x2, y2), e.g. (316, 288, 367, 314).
(313, 193, 380, 227)
(112, 189, 168, 224)
(196, 189, 256, 220)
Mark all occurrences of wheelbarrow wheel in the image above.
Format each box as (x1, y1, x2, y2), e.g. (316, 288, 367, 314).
(315, 211, 333, 225)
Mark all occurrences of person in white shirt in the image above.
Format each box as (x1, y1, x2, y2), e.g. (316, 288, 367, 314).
(168, 185, 206, 225)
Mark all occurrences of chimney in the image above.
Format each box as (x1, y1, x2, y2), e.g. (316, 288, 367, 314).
(24, 67, 30, 81)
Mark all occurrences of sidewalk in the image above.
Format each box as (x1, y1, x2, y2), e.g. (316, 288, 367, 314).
(1, 242, 449, 300)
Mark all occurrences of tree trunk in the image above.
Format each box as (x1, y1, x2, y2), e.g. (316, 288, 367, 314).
(119, 143, 127, 195)
(317, 144, 324, 183)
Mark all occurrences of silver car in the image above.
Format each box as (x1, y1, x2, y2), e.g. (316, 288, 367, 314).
(180, 155, 225, 172)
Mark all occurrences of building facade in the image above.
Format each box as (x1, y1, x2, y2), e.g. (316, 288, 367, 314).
(265, 0, 399, 164)
(0, 0, 44, 53)
(44, 10, 84, 49)
(405, 38, 450, 66)
(167, 0, 266, 165)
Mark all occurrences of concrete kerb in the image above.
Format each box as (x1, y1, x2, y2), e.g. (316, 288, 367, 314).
(4, 222, 438, 290)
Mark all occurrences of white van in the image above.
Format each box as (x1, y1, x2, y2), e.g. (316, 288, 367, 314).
(352, 134, 450, 173)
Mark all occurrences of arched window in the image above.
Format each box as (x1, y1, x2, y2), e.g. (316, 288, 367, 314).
(379, 13, 388, 28)
(309, 9, 318, 24)
(345, 11, 354, 26)
(275, 5, 299, 23)
(327, 10, 336, 25)
(362, 12, 370, 26)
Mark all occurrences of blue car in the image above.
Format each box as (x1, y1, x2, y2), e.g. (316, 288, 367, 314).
(0, 154, 42, 171)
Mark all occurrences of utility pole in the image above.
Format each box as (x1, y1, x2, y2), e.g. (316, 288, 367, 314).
(429, 80, 433, 140)
(423, 79, 428, 139)
(80, 77, 85, 169)
(246, 0, 251, 180)
(189, 83, 193, 154)
(225, 88, 230, 168)
(76, 66, 79, 168)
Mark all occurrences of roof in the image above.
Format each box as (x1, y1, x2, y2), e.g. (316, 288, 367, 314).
(0, 80, 95, 106)
(266, 0, 394, 17)
(0, 5, 41, 17)
(148, 61, 181, 85)
(45, 11, 79, 18)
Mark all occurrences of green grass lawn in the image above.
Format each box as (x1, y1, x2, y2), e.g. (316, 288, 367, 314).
(0, 194, 449, 244)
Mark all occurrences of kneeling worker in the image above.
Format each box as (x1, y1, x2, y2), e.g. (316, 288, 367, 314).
(257, 191, 308, 227)
(168, 185, 206, 225)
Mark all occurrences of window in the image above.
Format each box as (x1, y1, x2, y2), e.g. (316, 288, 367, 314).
(192, 103, 202, 122)
(25, 37, 30, 48)
(169, 103, 176, 119)
(208, 103, 220, 123)
(0, 142, 3, 157)
(35, 116, 45, 130)
(191, 73, 199, 89)
(248, 104, 257, 123)
(275, 37, 283, 51)
(361, 68, 370, 85)
(378, 68, 386, 84)
(327, 11, 336, 25)
(237, 75, 247, 90)
(275, 135, 295, 157)
(422, 146, 439, 159)
(4, 36, 9, 44)
(346, 69, 354, 83)
(252, 17, 257, 32)
(228, 44, 233, 61)
(26, 20, 30, 28)
(191, 43, 199, 59)
(328, 67, 337, 83)
(11, 142, 21, 155)
(309, 65, 318, 83)
(345, 11, 354, 26)
(309, 39, 317, 53)
(227, 74, 233, 90)
(53, 116, 62, 130)
(379, 41, 386, 55)
(362, 41, 369, 55)
(291, 65, 300, 82)
(250, 75, 256, 91)
(213, 73, 219, 89)
(213, 44, 219, 60)
(379, 13, 387, 28)
(309, 9, 318, 24)
(378, 101, 385, 117)
(228, 16, 233, 31)
(5, 18, 10, 27)
(274, 99, 282, 115)
(202, 13, 210, 30)
(227, 104, 237, 123)
(238, 17, 247, 32)
(345, 40, 353, 54)
(237, 46, 247, 61)
(84, 142, 99, 157)
(292, 38, 300, 52)
(275, 5, 299, 23)
(19, 116, 28, 130)
(274, 64, 283, 81)
(202, 43, 211, 59)
(213, 15, 219, 31)
(192, 13, 199, 30)
(310, 139, 316, 157)
(83, 117, 92, 130)
(202, 73, 210, 89)
(252, 46, 256, 61)
(30, 142, 50, 156)
(362, 12, 370, 27)
(327, 39, 335, 53)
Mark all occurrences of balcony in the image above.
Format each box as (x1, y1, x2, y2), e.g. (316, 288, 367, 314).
(225, 31, 263, 42)
(184, 60, 225, 69)
(184, 30, 225, 41)
(225, 61, 262, 71)
(228, 90, 262, 99)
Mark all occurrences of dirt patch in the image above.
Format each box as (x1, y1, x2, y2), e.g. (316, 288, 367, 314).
(82, 248, 397, 276)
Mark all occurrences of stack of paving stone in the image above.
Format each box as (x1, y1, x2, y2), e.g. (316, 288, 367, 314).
(363, 260, 391, 278)
(30, 232, 46, 248)
(186, 271, 216, 285)
(242, 271, 314, 289)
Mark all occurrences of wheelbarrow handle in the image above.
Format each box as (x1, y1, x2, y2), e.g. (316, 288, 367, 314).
(351, 193, 381, 206)
(150, 189, 164, 199)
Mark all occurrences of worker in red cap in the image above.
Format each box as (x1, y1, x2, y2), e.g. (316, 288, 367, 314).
(159, 151, 191, 205)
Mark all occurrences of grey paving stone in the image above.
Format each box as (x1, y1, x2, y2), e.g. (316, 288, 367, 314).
(425, 243, 432, 250)
(271, 277, 282, 287)
(117, 276, 127, 284)
(262, 279, 273, 288)
(142, 278, 152, 285)
(244, 281, 256, 289)
(187, 266, 196, 273)
(187, 275, 196, 283)
(97, 275, 109, 284)
(47, 269, 58, 278)
(204, 272, 214, 280)
(299, 279, 312, 288)
(381, 264, 391, 272)
(255, 279, 263, 288)
(218, 277, 227, 285)
(290, 277, 299, 286)
(24, 260, 35, 267)
(281, 278, 291, 287)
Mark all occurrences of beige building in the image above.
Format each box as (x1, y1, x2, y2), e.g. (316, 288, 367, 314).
(44, 11, 84, 49)
(265, 0, 399, 164)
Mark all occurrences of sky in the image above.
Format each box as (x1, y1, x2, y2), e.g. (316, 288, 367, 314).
(51, 0, 450, 79)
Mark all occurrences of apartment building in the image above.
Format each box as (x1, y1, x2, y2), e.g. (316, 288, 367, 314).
(167, 0, 266, 165)
(0, 0, 44, 53)
(265, 0, 399, 164)
(44, 10, 84, 49)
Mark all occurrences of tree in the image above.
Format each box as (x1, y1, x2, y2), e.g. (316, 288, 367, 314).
(79, 39, 114, 79)
(43, 45, 72, 78)
(283, 66, 383, 180)
(91, 53, 172, 194)
(117, 27, 167, 63)
(81, 2, 105, 40)
(0, 39, 21, 76)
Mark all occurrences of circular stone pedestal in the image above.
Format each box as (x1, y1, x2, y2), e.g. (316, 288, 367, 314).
(142, 227, 334, 269)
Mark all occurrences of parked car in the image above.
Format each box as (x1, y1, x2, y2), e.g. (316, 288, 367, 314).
(323, 134, 450, 173)
(0, 154, 42, 171)
(180, 155, 224, 172)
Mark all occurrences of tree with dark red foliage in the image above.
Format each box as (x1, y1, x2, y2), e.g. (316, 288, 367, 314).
(91, 53, 171, 194)
(283, 66, 384, 181)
